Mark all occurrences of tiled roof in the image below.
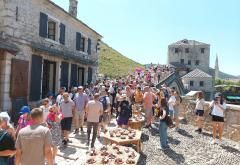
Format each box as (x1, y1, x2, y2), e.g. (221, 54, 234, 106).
(182, 68, 212, 78)
(169, 62, 189, 69)
(169, 39, 208, 46)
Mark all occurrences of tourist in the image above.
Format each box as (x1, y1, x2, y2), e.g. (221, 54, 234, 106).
(158, 98, 170, 150)
(98, 87, 111, 135)
(173, 91, 181, 131)
(209, 93, 226, 144)
(15, 108, 53, 165)
(143, 86, 155, 128)
(16, 106, 32, 137)
(0, 117, 16, 165)
(46, 105, 63, 164)
(85, 93, 103, 148)
(195, 92, 205, 133)
(168, 90, 176, 121)
(40, 98, 51, 123)
(74, 86, 89, 133)
(60, 93, 75, 145)
(47, 92, 54, 106)
(56, 87, 65, 107)
(134, 85, 143, 104)
(117, 94, 132, 128)
(0, 112, 15, 139)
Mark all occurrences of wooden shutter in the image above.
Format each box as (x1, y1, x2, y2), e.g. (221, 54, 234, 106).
(70, 64, 78, 87)
(87, 38, 91, 55)
(30, 55, 42, 101)
(39, 12, 48, 38)
(76, 32, 81, 50)
(87, 67, 93, 84)
(60, 62, 69, 88)
(59, 23, 66, 45)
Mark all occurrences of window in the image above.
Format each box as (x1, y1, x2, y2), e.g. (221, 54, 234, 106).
(80, 37, 85, 52)
(190, 81, 194, 87)
(196, 60, 200, 65)
(47, 19, 57, 41)
(201, 48, 205, 54)
(185, 48, 189, 53)
(175, 48, 179, 53)
(200, 81, 204, 87)
(188, 60, 191, 65)
(180, 59, 184, 64)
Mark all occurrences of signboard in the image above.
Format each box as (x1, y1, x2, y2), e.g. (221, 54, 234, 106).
(11, 59, 29, 99)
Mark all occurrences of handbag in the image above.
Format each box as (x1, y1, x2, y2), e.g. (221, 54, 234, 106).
(165, 116, 173, 128)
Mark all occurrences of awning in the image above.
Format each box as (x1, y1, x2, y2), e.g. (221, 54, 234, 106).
(227, 96, 240, 100)
(186, 91, 201, 97)
(0, 40, 19, 54)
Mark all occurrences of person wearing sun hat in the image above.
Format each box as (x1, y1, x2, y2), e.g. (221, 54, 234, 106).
(16, 106, 32, 137)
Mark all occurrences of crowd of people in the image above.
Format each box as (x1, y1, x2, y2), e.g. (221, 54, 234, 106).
(0, 65, 227, 165)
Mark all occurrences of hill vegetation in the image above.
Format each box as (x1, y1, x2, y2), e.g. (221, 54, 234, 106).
(99, 43, 144, 78)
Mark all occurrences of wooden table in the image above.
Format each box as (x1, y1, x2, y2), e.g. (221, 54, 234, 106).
(85, 145, 140, 165)
(103, 129, 142, 152)
(128, 116, 145, 130)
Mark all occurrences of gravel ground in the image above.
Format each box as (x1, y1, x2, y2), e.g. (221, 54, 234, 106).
(138, 122, 240, 165)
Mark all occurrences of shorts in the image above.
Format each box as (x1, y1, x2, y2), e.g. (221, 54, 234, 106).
(61, 117, 73, 131)
(169, 109, 179, 118)
(212, 115, 224, 122)
(196, 109, 204, 117)
(117, 116, 128, 125)
(145, 108, 152, 119)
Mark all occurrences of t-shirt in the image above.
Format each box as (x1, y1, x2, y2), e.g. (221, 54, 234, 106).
(56, 94, 63, 106)
(60, 100, 75, 118)
(15, 125, 52, 165)
(40, 105, 50, 122)
(135, 91, 143, 103)
(168, 96, 176, 111)
(210, 101, 226, 117)
(0, 129, 15, 162)
(195, 98, 205, 110)
(86, 100, 103, 122)
(74, 93, 89, 112)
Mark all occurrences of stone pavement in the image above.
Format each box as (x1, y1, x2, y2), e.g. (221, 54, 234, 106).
(55, 120, 240, 165)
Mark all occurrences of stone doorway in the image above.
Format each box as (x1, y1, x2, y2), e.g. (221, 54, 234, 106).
(42, 60, 56, 98)
(78, 67, 84, 86)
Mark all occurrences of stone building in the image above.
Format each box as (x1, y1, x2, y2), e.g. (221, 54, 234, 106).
(215, 55, 219, 80)
(181, 68, 213, 100)
(0, 0, 102, 112)
(168, 39, 210, 73)
(165, 39, 214, 100)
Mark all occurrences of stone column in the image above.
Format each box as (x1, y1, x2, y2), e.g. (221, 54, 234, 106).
(0, 51, 14, 111)
(55, 61, 61, 93)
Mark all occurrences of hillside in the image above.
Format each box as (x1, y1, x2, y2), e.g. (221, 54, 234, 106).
(99, 43, 144, 78)
(219, 70, 237, 79)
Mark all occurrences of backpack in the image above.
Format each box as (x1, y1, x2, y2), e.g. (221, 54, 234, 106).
(99, 96, 108, 111)
(163, 89, 169, 99)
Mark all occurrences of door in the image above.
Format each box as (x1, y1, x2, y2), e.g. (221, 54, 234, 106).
(60, 62, 69, 89)
(78, 67, 84, 86)
(42, 60, 56, 98)
(87, 67, 93, 84)
(70, 64, 78, 87)
(30, 55, 42, 101)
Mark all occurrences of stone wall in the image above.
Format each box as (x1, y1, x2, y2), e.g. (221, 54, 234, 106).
(168, 43, 210, 73)
(179, 97, 240, 142)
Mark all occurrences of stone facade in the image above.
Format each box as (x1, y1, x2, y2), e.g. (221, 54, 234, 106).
(0, 0, 102, 112)
(168, 39, 210, 73)
(179, 97, 240, 142)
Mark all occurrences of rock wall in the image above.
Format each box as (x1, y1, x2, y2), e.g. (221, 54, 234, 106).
(179, 97, 240, 142)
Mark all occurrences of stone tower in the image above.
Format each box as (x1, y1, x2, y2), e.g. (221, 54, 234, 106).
(215, 54, 219, 80)
(69, 0, 78, 17)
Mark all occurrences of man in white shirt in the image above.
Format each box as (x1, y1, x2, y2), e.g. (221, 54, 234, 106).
(168, 90, 176, 118)
(85, 93, 103, 148)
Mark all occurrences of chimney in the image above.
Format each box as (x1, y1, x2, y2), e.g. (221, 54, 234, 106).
(69, 0, 78, 17)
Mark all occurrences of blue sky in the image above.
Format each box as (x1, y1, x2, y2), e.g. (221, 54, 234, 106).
(52, 0, 240, 76)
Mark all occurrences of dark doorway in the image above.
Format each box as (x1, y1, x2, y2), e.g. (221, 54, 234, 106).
(42, 60, 56, 98)
(60, 62, 69, 89)
(88, 67, 93, 84)
(78, 67, 84, 86)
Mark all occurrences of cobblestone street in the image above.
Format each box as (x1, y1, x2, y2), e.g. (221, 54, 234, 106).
(55, 120, 240, 165)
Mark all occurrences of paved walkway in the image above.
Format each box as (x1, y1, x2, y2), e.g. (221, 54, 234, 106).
(55, 121, 240, 165)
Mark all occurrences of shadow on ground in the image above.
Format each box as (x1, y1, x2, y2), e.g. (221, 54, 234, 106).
(178, 129, 194, 138)
(221, 145, 240, 155)
(163, 147, 185, 164)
